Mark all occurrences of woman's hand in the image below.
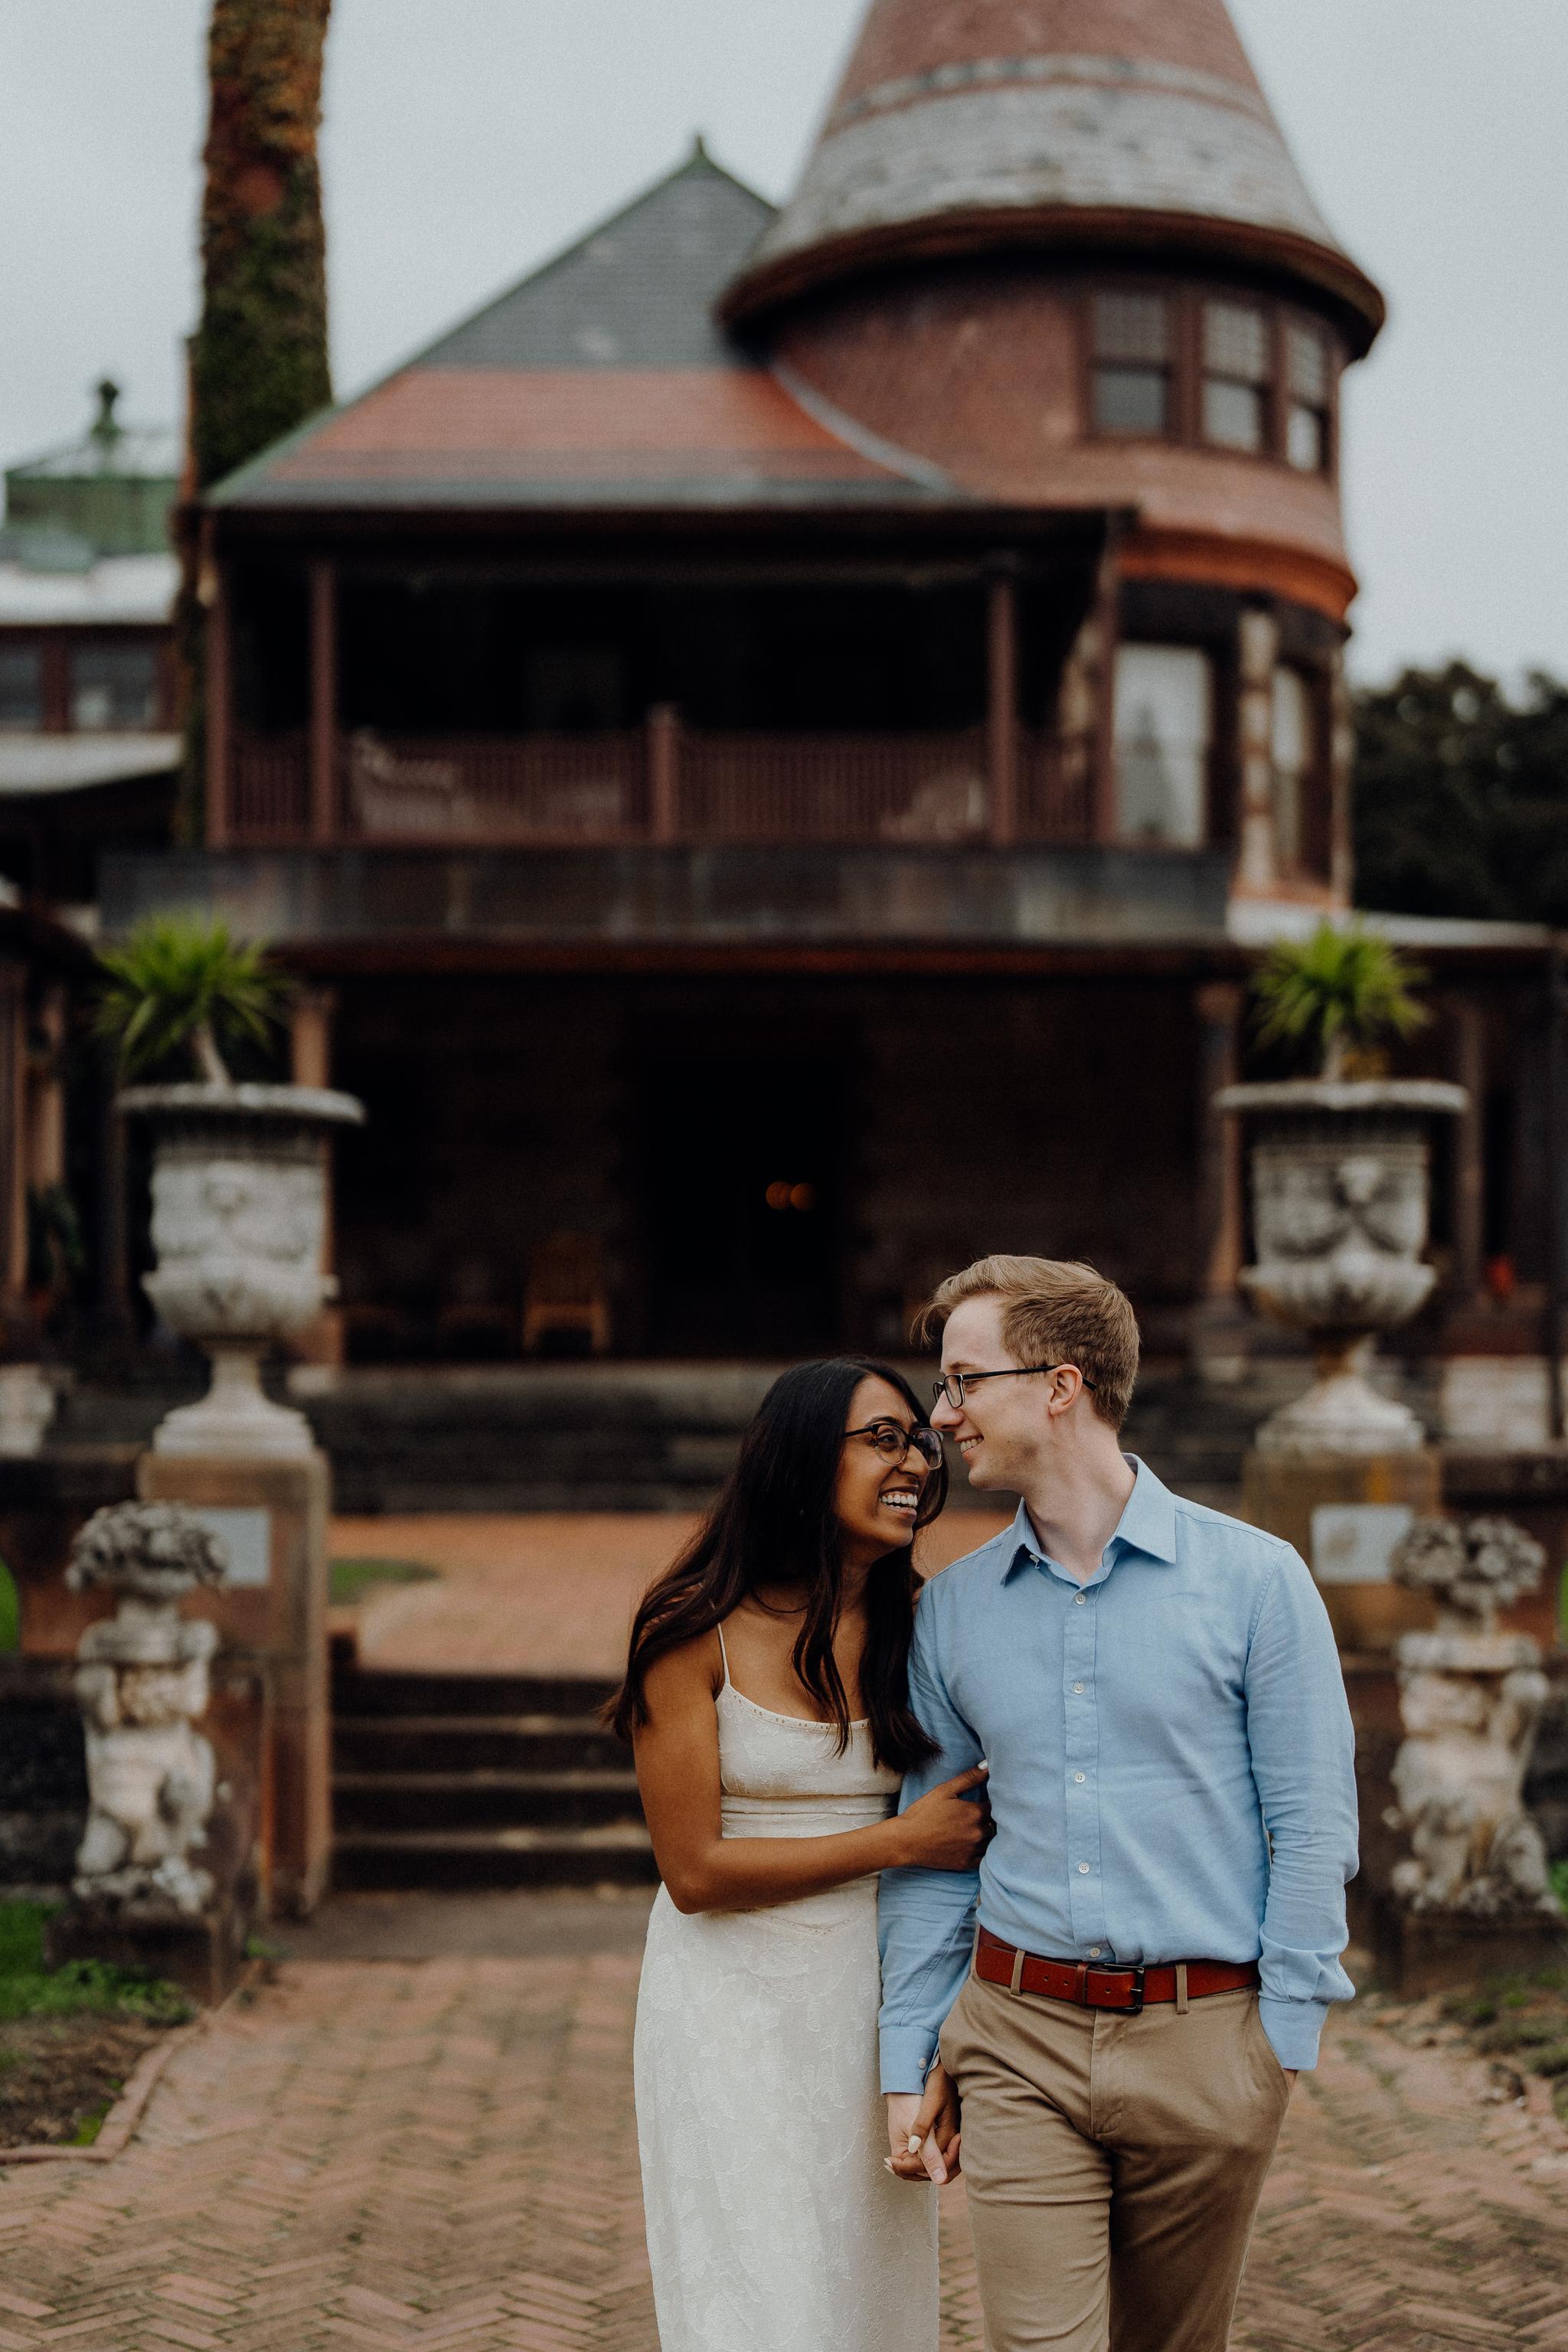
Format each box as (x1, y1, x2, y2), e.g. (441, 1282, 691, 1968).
(892, 1766, 992, 1871)
(885, 2066, 962, 2184)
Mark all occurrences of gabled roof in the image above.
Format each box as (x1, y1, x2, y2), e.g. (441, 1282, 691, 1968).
(215, 146, 959, 514)
(721, 0, 1383, 351)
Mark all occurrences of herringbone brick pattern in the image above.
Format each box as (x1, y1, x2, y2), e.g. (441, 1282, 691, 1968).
(3, 1963, 1566, 2351)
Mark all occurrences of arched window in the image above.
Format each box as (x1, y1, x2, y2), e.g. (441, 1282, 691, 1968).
(1113, 645, 1212, 848)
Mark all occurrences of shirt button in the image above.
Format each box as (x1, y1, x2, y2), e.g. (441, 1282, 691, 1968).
(1074, 1594, 1086, 1606)
(1073, 1682, 1085, 1694)
(1078, 1862, 1090, 1874)
(1089, 1945, 1102, 1958)
(1074, 1772, 1086, 1784)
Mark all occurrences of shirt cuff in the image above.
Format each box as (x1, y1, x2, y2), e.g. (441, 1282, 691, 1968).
(879, 2024, 938, 2096)
(1259, 1994, 1331, 2073)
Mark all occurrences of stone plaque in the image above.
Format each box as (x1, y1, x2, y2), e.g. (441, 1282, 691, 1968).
(1311, 1503, 1414, 1586)
(184, 1507, 272, 1590)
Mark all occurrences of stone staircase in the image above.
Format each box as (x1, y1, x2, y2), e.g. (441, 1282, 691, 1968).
(330, 1664, 656, 1891)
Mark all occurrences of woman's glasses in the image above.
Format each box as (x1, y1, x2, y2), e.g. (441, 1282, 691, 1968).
(844, 1419, 945, 1468)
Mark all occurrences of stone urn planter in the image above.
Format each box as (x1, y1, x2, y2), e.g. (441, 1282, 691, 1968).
(119, 1083, 363, 1459)
(1216, 1080, 1466, 1454)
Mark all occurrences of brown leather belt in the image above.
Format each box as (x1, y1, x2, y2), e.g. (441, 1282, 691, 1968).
(975, 1927, 1259, 2013)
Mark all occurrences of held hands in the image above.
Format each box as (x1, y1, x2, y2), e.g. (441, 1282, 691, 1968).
(894, 1765, 993, 1872)
(885, 2066, 962, 2186)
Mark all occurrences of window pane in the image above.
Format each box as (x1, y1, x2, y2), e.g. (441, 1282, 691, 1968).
(1202, 377, 1265, 451)
(1094, 365, 1168, 435)
(1272, 667, 1314, 870)
(1113, 645, 1211, 848)
(1287, 401, 1327, 472)
(1093, 291, 1170, 364)
(0, 645, 43, 730)
(1287, 324, 1328, 403)
(70, 643, 159, 730)
(1204, 301, 1269, 383)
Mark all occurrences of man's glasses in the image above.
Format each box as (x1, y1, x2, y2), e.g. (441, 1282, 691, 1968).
(932, 1364, 1096, 1410)
(844, 1419, 946, 1468)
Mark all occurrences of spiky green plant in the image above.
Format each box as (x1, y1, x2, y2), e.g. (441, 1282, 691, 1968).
(93, 916, 289, 1085)
(1251, 923, 1429, 1080)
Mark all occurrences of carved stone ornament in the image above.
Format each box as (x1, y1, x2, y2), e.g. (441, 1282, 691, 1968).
(1216, 1081, 1467, 1455)
(1384, 1515, 1561, 1919)
(67, 1502, 230, 1918)
(118, 1083, 362, 1459)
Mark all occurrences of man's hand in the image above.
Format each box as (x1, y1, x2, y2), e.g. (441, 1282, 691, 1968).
(885, 2065, 961, 2185)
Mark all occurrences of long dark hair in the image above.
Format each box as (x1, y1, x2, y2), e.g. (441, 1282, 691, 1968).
(609, 1358, 944, 1773)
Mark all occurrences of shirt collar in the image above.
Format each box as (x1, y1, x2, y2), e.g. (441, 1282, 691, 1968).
(1001, 1456, 1179, 1581)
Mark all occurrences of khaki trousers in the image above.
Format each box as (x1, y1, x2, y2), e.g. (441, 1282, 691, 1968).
(939, 1971, 1291, 2352)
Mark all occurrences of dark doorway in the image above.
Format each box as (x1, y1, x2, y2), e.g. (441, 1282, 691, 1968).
(641, 1053, 844, 1354)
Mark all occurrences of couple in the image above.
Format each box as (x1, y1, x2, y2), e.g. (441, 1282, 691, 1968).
(614, 1256, 1358, 2352)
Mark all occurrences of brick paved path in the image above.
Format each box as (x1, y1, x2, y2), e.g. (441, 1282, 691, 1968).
(5, 1961, 1568, 2352)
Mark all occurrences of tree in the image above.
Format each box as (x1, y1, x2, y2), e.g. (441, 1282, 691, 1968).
(191, 0, 333, 492)
(178, 1, 333, 841)
(1354, 663, 1568, 923)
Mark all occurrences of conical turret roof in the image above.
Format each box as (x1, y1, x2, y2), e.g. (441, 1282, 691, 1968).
(722, 0, 1382, 348)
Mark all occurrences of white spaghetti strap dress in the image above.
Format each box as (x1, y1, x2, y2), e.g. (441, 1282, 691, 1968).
(633, 1629, 938, 2352)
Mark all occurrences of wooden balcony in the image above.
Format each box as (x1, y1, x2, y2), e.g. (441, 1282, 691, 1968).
(227, 717, 1099, 850)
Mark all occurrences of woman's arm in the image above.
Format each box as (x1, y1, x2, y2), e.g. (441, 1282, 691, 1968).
(633, 1638, 989, 1916)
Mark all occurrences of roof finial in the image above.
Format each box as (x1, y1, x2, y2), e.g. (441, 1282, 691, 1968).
(690, 131, 710, 165)
(92, 378, 122, 447)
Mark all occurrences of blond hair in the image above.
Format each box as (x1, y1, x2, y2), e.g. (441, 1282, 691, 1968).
(912, 1256, 1140, 1431)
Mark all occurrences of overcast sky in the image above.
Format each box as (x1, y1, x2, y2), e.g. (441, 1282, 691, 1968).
(4, 0, 1564, 686)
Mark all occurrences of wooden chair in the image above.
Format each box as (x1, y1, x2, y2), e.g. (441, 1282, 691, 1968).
(522, 1231, 611, 1356)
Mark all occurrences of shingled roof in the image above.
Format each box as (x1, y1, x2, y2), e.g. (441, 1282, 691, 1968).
(214, 146, 957, 513)
(721, 0, 1383, 350)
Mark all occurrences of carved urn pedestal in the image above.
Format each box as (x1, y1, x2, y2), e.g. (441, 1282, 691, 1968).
(115, 1083, 362, 1918)
(1218, 1080, 1466, 1648)
(1367, 1517, 1567, 1993)
(44, 1501, 262, 2004)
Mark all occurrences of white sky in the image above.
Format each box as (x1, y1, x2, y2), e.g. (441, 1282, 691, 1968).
(4, 0, 1564, 685)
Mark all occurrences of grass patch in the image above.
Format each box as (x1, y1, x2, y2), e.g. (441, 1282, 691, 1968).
(0, 1902, 192, 2027)
(329, 1557, 439, 1607)
(1442, 1963, 1568, 2101)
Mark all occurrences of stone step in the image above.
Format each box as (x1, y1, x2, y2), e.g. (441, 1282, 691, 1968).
(332, 1767, 643, 1834)
(331, 1824, 658, 1891)
(332, 1669, 616, 1720)
(332, 1713, 628, 1774)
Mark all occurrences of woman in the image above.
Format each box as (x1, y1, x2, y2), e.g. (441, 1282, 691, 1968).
(612, 1359, 990, 2352)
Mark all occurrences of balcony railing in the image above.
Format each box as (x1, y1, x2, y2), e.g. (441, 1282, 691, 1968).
(227, 719, 1098, 850)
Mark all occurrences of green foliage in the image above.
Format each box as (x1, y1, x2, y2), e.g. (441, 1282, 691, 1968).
(92, 916, 289, 1083)
(1553, 1859, 1568, 1915)
(0, 1903, 192, 2026)
(1251, 922, 1429, 1078)
(26, 1183, 85, 1299)
(1354, 663, 1568, 922)
(0, 1557, 18, 1655)
(328, 1557, 439, 1606)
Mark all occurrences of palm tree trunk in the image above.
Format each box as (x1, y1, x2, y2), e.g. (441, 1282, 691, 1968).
(191, 1021, 233, 1087)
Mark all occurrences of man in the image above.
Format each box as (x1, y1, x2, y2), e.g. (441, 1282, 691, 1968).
(880, 1255, 1357, 2352)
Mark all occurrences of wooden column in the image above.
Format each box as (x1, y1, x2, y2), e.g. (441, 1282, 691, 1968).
(1327, 642, 1355, 906)
(95, 1048, 134, 1341)
(204, 531, 232, 850)
(1236, 605, 1280, 895)
(648, 704, 680, 843)
(986, 570, 1018, 847)
(1448, 995, 1486, 1303)
(309, 559, 338, 845)
(1194, 983, 1246, 1298)
(289, 987, 343, 1367)
(0, 963, 26, 1328)
(1089, 545, 1120, 845)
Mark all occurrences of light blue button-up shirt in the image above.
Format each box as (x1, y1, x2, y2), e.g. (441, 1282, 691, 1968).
(878, 1459, 1358, 2090)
